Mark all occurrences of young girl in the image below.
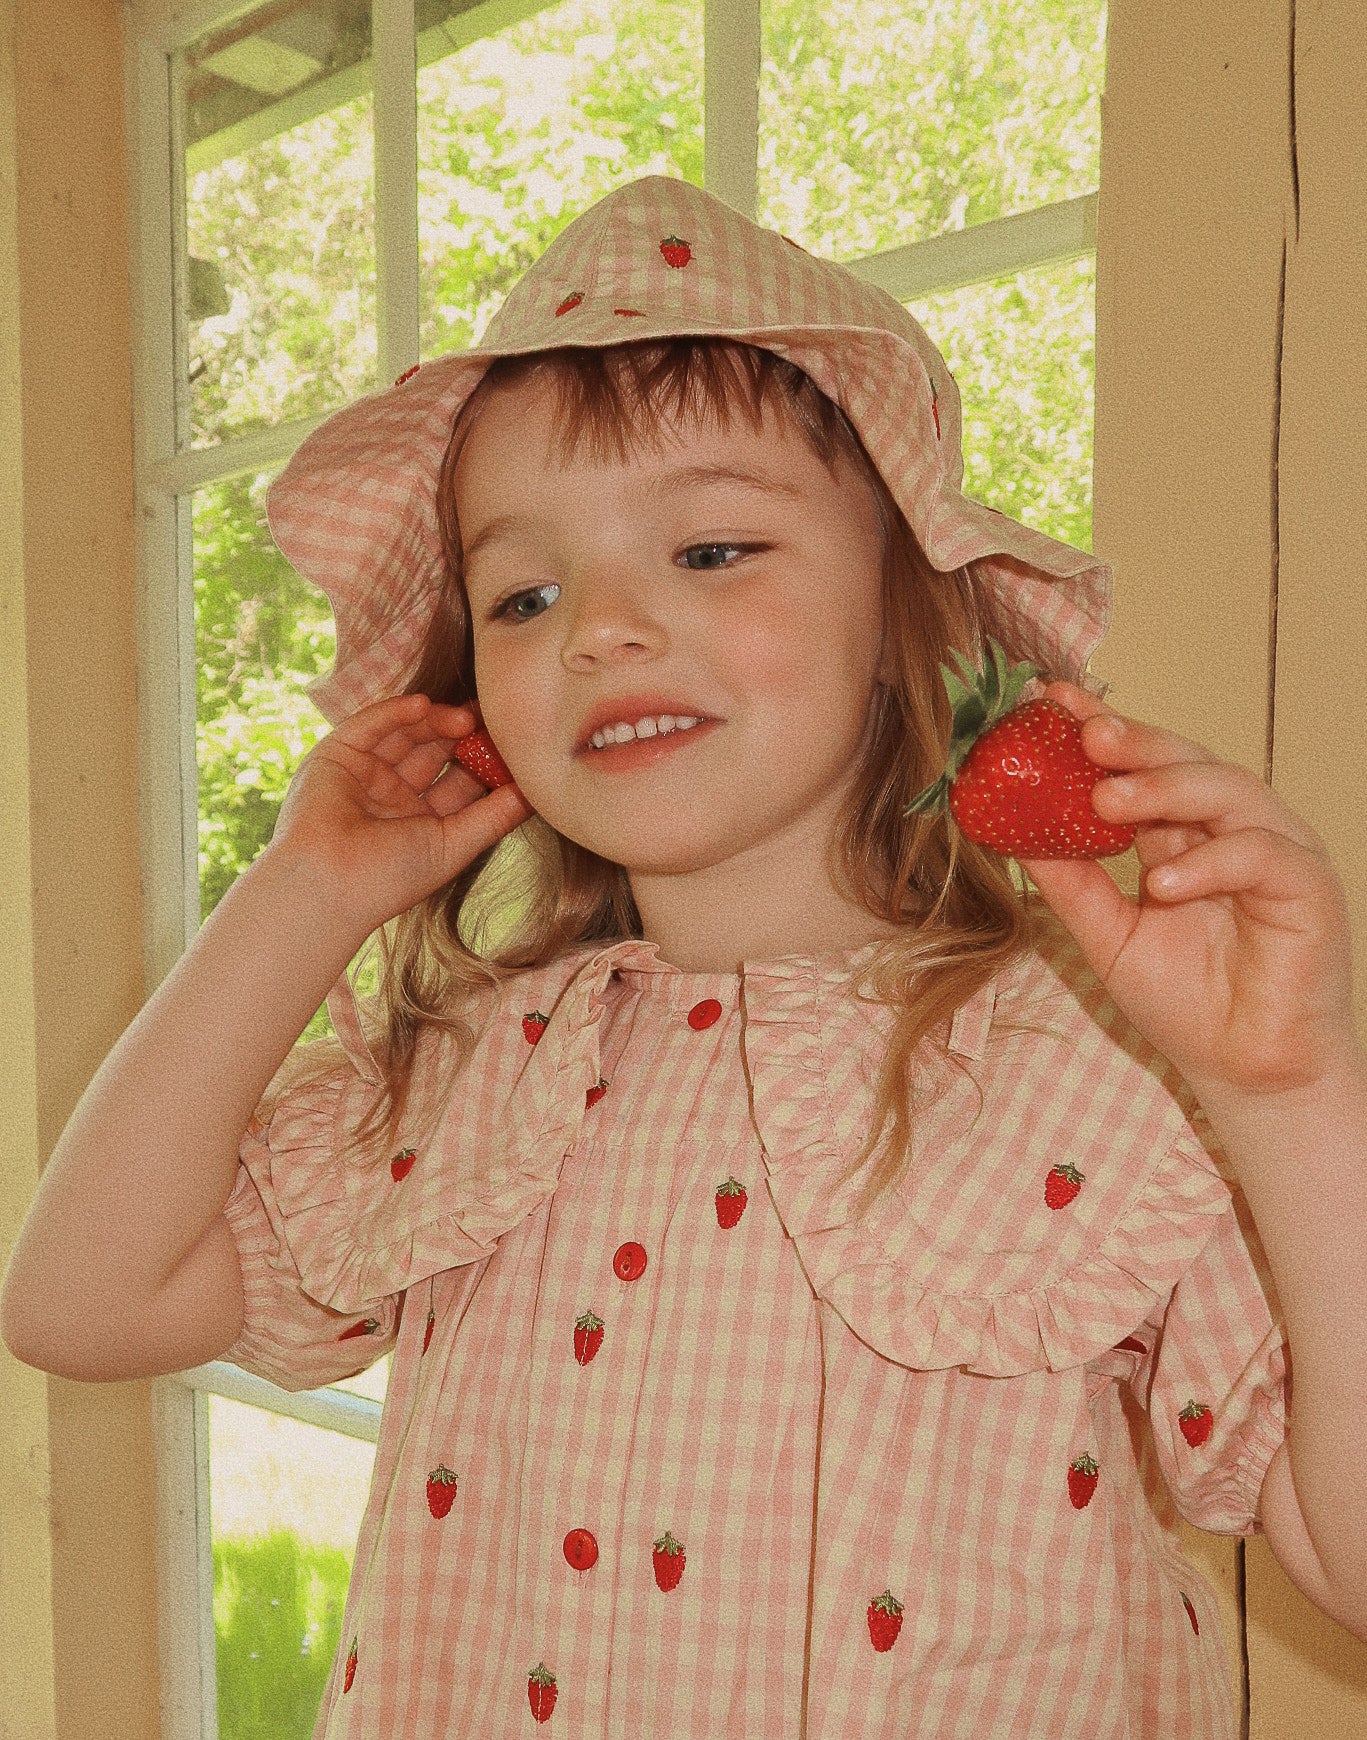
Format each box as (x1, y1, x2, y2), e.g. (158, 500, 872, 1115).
(5, 174, 1366, 1737)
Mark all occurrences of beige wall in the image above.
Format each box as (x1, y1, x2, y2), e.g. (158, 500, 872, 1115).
(1, 3, 162, 1737)
(1, 0, 1365, 1733)
(1094, 0, 1367, 1724)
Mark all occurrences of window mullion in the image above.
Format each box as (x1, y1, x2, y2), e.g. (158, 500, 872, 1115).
(373, 0, 420, 384)
(848, 192, 1098, 303)
(704, 0, 760, 220)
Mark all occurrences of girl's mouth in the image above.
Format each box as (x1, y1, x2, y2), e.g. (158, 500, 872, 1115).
(577, 718, 722, 771)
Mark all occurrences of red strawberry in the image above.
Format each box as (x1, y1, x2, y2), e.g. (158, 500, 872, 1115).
(1181, 1591, 1200, 1635)
(653, 1530, 685, 1591)
(390, 1146, 417, 1181)
(451, 726, 512, 790)
(573, 1309, 605, 1365)
(715, 1177, 747, 1228)
(1067, 1452, 1099, 1509)
(337, 1316, 380, 1341)
(659, 234, 692, 268)
(867, 1589, 904, 1652)
(528, 1662, 557, 1722)
(905, 638, 1137, 860)
(1044, 1162, 1084, 1209)
(426, 1464, 459, 1518)
(585, 1077, 608, 1109)
(555, 291, 583, 316)
(523, 1011, 549, 1045)
(1179, 1401, 1213, 1447)
(423, 1308, 435, 1354)
(343, 1637, 358, 1692)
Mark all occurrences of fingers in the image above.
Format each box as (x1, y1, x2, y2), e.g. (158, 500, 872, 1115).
(445, 779, 536, 853)
(333, 693, 480, 762)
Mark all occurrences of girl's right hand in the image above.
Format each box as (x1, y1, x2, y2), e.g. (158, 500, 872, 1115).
(266, 693, 536, 935)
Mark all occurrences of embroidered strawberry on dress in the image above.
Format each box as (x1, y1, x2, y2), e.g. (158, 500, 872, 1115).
(573, 1310, 604, 1365)
(867, 1590, 904, 1652)
(653, 1530, 686, 1590)
(1181, 1593, 1201, 1635)
(426, 1465, 458, 1518)
(1179, 1401, 1213, 1447)
(337, 1316, 381, 1341)
(1044, 1162, 1084, 1208)
(527, 1663, 557, 1722)
(715, 1177, 747, 1228)
(1068, 1453, 1099, 1509)
(390, 1146, 417, 1181)
(523, 1011, 549, 1044)
(422, 1308, 435, 1354)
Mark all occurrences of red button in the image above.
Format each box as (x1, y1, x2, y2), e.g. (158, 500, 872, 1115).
(564, 1528, 598, 1571)
(613, 1241, 648, 1282)
(688, 998, 722, 1030)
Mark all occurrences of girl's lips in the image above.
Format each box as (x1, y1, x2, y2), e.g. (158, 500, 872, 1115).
(576, 718, 722, 771)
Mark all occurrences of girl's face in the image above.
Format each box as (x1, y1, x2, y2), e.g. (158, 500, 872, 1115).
(453, 368, 894, 957)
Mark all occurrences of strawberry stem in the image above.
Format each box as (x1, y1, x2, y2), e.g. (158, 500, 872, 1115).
(905, 636, 1043, 816)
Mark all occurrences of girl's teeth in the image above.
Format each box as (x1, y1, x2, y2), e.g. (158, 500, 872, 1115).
(590, 715, 701, 749)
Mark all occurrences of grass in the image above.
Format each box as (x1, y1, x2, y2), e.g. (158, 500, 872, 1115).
(214, 1530, 354, 1739)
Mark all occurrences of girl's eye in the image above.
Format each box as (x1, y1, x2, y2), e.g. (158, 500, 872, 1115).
(679, 542, 752, 570)
(490, 583, 560, 623)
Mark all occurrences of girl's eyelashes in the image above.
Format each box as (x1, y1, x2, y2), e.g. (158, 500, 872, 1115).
(485, 543, 761, 624)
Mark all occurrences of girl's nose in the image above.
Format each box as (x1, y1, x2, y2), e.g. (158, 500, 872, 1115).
(560, 573, 663, 665)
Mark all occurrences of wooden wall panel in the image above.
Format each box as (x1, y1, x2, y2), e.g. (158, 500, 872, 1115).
(1095, 1, 1367, 1727)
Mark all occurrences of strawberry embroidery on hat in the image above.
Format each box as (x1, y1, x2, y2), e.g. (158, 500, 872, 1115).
(867, 1590, 904, 1652)
(573, 1310, 604, 1365)
(554, 291, 583, 317)
(390, 1145, 417, 1181)
(613, 307, 646, 317)
(1044, 1162, 1084, 1208)
(715, 1177, 747, 1228)
(1179, 1401, 1213, 1447)
(930, 384, 941, 440)
(426, 1464, 459, 1518)
(422, 1308, 436, 1354)
(659, 234, 691, 269)
(1181, 1592, 1200, 1635)
(528, 1663, 557, 1722)
(343, 1637, 358, 1692)
(393, 363, 420, 386)
(1067, 1453, 1099, 1509)
(653, 1530, 686, 1590)
(523, 1011, 549, 1044)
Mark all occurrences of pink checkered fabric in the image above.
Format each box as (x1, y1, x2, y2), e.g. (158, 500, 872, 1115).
(221, 920, 1287, 1736)
(265, 173, 1112, 727)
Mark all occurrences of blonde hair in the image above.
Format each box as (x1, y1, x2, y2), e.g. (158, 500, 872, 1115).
(259, 337, 1062, 1221)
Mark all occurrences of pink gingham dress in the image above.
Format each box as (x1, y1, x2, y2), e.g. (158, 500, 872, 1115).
(221, 914, 1288, 1737)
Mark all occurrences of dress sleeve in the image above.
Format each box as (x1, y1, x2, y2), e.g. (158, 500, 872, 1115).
(217, 956, 612, 1391)
(1125, 1106, 1289, 1537)
(218, 1072, 403, 1393)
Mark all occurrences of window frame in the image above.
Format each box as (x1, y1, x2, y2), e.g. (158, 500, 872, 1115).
(126, 1, 1101, 1732)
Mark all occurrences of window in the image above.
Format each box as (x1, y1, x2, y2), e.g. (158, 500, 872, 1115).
(132, 0, 1105, 1731)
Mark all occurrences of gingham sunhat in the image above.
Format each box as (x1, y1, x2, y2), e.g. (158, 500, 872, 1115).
(266, 173, 1112, 727)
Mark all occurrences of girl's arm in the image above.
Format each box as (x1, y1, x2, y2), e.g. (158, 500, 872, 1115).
(0, 844, 372, 1382)
(2, 693, 531, 1384)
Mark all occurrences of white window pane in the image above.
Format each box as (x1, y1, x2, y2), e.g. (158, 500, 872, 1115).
(178, 0, 378, 448)
(907, 252, 1096, 551)
(758, 0, 1107, 259)
(417, 0, 704, 360)
(210, 1396, 375, 1738)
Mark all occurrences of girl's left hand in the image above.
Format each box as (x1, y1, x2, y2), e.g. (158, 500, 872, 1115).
(1017, 681, 1362, 1105)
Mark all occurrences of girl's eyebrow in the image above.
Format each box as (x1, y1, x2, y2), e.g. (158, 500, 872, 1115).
(462, 462, 806, 567)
